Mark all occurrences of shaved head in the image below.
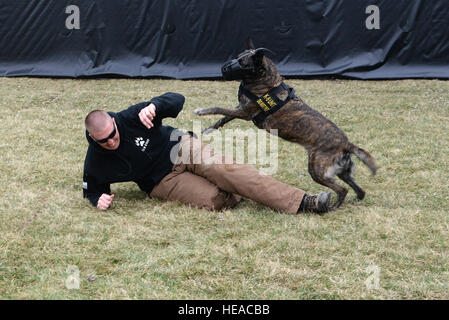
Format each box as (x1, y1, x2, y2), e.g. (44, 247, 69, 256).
(85, 110, 112, 133)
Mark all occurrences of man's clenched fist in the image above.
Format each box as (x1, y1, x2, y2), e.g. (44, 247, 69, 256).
(97, 193, 114, 210)
(139, 103, 156, 129)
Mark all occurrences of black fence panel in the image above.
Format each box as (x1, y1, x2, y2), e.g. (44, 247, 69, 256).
(1, 0, 448, 79)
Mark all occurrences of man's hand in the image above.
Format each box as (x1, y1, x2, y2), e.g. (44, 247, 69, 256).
(139, 103, 156, 129)
(97, 193, 114, 211)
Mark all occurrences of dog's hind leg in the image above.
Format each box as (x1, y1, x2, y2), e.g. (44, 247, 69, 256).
(308, 154, 348, 210)
(337, 156, 366, 200)
(338, 172, 365, 200)
(202, 115, 236, 134)
(314, 176, 348, 210)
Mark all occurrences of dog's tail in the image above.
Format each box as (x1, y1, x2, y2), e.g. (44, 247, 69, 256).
(347, 143, 377, 176)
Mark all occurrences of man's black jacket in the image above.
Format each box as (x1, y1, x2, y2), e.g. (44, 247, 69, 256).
(83, 92, 185, 207)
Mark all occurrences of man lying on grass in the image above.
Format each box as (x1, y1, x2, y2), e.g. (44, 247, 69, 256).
(82, 92, 331, 214)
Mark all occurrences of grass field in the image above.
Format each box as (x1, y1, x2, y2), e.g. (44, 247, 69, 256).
(0, 77, 448, 299)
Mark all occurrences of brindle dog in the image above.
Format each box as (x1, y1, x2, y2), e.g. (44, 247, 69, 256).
(193, 39, 377, 210)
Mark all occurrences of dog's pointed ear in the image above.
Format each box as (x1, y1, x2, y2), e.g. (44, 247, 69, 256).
(246, 37, 255, 50)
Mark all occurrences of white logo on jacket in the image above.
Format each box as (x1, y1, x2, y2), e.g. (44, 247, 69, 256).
(135, 137, 150, 151)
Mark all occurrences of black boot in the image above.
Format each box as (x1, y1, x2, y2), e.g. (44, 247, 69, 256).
(298, 192, 331, 214)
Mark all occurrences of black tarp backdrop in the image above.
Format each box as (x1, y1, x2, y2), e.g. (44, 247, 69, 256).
(0, 0, 448, 79)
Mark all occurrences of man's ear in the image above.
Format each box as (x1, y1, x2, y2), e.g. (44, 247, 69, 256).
(246, 37, 255, 50)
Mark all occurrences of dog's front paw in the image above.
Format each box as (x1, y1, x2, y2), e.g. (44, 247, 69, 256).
(193, 108, 208, 116)
(201, 127, 216, 135)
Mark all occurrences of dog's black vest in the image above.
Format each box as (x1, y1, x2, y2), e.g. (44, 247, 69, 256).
(238, 82, 296, 127)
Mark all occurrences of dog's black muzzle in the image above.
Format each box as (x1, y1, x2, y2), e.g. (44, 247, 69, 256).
(221, 58, 246, 80)
(221, 48, 274, 81)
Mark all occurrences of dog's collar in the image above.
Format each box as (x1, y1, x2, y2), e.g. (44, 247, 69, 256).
(238, 81, 296, 126)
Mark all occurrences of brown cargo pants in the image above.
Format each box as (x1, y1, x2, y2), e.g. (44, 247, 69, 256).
(150, 135, 305, 214)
